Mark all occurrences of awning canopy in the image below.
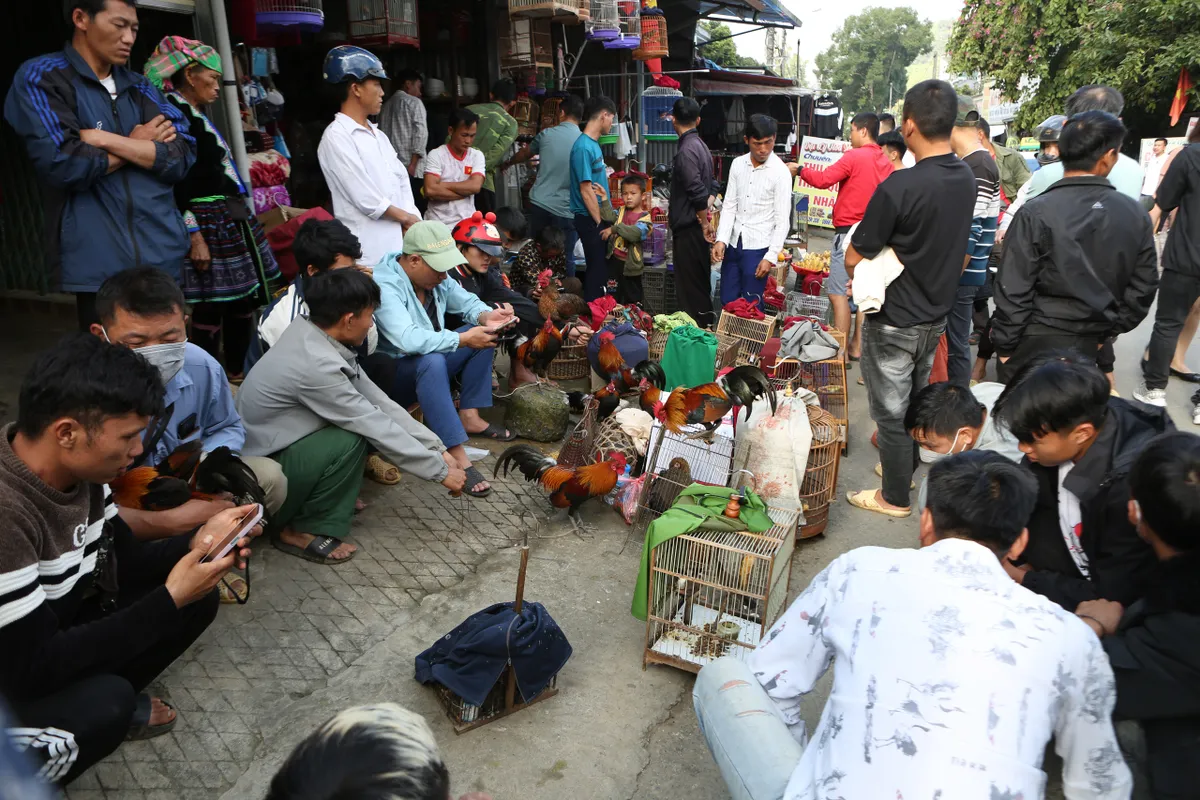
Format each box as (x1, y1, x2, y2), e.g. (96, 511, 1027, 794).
(694, 69, 811, 96)
(697, 0, 802, 29)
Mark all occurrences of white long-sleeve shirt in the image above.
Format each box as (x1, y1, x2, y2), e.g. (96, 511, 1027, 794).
(750, 537, 1132, 800)
(716, 152, 793, 263)
(317, 112, 421, 267)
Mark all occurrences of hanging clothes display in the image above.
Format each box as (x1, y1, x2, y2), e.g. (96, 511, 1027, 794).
(796, 94, 814, 142)
(813, 93, 842, 139)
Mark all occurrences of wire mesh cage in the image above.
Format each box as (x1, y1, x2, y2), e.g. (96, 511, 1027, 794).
(642, 265, 678, 316)
(347, 0, 418, 47)
(769, 358, 849, 454)
(586, 0, 620, 38)
(636, 425, 797, 673)
(547, 342, 590, 381)
(798, 404, 841, 539)
(641, 86, 682, 136)
(501, 18, 554, 72)
(603, 0, 641, 48)
(509, 0, 585, 19)
(716, 311, 779, 366)
(435, 671, 558, 732)
(785, 290, 832, 327)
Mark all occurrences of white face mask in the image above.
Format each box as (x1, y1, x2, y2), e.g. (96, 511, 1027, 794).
(919, 429, 966, 464)
(103, 327, 188, 385)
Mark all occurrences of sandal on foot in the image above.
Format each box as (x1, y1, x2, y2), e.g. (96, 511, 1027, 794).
(471, 423, 516, 442)
(846, 489, 911, 518)
(271, 532, 356, 565)
(874, 463, 915, 489)
(127, 694, 176, 741)
(365, 453, 402, 485)
(218, 573, 249, 604)
(463, 465, 493, 498)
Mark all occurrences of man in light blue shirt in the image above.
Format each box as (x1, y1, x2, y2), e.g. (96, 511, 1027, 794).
(506, 95, 583, 275)
(368, 221, 517, 498)
(570, 95, 617, 300)
(91, 268, 287, 539)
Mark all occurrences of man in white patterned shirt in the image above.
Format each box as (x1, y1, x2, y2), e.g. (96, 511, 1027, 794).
(694, 450, 1131, 800)
(712, 114, 793, 307)
(378, 69, 429, 213)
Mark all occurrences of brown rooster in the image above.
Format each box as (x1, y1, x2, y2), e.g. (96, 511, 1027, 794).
(640, 365, 777, 436)
(515, 317, 574, 380)
(496, 444, 628, 534)
(595, 330, 666, 394)
(536, 269, 589, 325)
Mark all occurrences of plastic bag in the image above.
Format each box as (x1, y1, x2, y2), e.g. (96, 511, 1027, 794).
(613, 474, 644, 524)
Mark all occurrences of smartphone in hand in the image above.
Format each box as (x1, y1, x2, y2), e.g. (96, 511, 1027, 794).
(201, 504, 263, 563)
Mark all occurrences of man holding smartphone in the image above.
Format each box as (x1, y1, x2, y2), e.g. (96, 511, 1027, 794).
(0, 335, 256, 784)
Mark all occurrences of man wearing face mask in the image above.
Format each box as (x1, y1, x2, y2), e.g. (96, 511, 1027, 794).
(905, 381, 1023, 508)
(91, 268, 287, 540)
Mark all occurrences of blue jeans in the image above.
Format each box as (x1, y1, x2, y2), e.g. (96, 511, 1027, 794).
(528, 204, 578, 277)
(575, 213, 611, 301)
(946, 282, 983, 387)
(719, 239, 769, 306)
(693, 657, 805, 800)
(861, 317, 945, 507)
(371, 326, 496, 449)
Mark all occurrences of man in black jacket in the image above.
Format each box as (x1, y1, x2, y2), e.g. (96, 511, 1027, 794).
(992, 358, 1170, 611)
(992, 112, 1158, 383)
(670, 97, 717, 327)
(1, 335, 254, 783)
(1073, 430, 1200, 799)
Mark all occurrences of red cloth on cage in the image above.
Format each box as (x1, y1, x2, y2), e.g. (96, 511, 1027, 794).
(653, 74, 680, 89)
(797, 271, 825, 296)
(764, 276, 785, 309)
(780, 315, 829, 331)
(588, 296, 618, 329)
(722, 298, 765, 320)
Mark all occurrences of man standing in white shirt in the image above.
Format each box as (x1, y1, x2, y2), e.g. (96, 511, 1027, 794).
(712, 114, 793, 307)
(378, 68, 429, 213)
(423, 108, 486, 227)
(317, 46, 420, 268)
(693, 450, 1131, 800)
(1140, 137, 1168, 212)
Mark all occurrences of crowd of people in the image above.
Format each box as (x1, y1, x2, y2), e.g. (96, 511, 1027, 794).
(2, 0, 1200, 797)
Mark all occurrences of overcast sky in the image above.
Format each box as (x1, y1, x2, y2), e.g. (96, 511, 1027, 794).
(731, 0, 964, 84)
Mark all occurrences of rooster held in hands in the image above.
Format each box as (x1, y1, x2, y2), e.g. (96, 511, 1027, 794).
(110, 441, 268, 518)
(496, 444, 628, 535)
(640, 365, 777, 437)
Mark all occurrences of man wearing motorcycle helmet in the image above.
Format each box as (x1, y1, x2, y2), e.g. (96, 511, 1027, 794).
(448, 212, 547, 387)
(317, 45, 421, 269)
(1035, 114, 1067, 166)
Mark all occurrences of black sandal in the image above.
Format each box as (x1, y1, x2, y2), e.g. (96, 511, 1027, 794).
(472, 423, 516, 442)
(464, 465, 493, 498)
(126, 694, 176, 741)
(271, 532, 357, 565)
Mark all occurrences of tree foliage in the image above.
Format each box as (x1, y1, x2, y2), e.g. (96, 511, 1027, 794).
(948, 0, 1200, 130)
(814, 7, 933, 113)
(698, 21, 763, 69)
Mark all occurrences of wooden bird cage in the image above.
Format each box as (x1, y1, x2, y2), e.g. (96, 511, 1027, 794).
(557, 397, 599, 469)
(769, 357, 849, 455)
(798, 404, 841, 539)
(632, 12, 668, 59)
(716, 311, 779, 366)
(501, 18, 554, 71)
(646, 330, 740, 378)
(539, 96, 565, 129)
(547, 342, 590, 381)
(347, 0, 419, 47)
(511, 96, 541, 137)
(509, 0, 584, 19)
(637, 425, 797, 673)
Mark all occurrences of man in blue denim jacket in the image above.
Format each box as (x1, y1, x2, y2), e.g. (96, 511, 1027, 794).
(369, 221, 517, 497)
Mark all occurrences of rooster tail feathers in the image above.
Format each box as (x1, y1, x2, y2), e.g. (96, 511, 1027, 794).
(633, 360, 667, 390)
(110, 467, 193, 511)
(725, 365, 777, 414)
(194, 446, 268, 512)
(494, 444, 556, 482)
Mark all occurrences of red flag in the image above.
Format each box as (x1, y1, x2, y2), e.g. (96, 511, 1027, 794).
(1170, 67, 1194, 127)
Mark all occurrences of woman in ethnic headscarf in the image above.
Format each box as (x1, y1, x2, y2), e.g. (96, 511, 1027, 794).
(145, 36, 280, 381)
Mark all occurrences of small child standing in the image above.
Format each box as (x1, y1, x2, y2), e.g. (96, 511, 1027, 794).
(601, 174, 652, 306)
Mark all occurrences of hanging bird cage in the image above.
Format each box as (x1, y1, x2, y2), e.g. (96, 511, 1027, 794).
(501, 17, 554, 70)
(603, 0, 641, 49)
(539, 96, 565, 129)
(509, 0, 586, 20)
(586, 0, 620, 40)
(512, 96, 541, 137)
(637, 425, 798, 673)
(632, 0, 668, 60)
(256, 0, 325, 31)
(347, 0, 419, 47)
(716, 311, 779, 366)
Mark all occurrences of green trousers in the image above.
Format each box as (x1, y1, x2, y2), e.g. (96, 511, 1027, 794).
(271, 426, 368, 540)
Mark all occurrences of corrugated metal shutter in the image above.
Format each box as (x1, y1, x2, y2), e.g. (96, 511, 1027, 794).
(140, 0, 197, 12)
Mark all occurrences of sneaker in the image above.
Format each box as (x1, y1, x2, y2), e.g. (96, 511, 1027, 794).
(1193, 402, 1200, 426)
(1133, 384, 1168, 408)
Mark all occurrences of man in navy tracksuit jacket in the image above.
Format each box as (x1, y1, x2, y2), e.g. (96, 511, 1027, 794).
(4, 0, 196, 328)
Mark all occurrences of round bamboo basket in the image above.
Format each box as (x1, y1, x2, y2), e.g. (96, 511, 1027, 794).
(547, 342, 590, 381)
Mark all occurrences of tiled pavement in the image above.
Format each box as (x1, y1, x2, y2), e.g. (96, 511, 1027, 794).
(63, 456, 560, 799)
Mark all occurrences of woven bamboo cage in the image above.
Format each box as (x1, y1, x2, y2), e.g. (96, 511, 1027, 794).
(769, 357, 850, 455)
(511, 96, 541, 137)
(539, 96, 564, 129)
(636, 424, 797, 673)
(645, 330, 740, 376)
(547, 342, 590, 381)
(346, 0, 417, 46)
(592, 415, 641, 468)
(557, 398, 599, 469)
(632, 12, 668, 59)
(798, 404, 841, 539)
(501, 18, 553, 73)
(716, 311, 778, 366)
(770, 260, 790, 289)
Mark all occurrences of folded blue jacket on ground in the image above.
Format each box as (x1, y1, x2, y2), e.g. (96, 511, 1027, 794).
(414, 601, 572, 707)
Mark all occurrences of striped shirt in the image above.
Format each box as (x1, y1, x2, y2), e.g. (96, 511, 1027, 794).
(962, 149, 1001, 286)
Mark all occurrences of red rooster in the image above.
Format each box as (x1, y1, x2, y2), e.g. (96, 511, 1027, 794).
(515, 317, 574, 380)
(640, 365, 777, 436)
(596, 330, 666, 394)
(110, 441, 268, 517)
(496, 444, 628, 534)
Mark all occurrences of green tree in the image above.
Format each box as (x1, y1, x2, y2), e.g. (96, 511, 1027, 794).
(698, 21, 763, 69)
(948, 0, 1199, 130)
(814, 7, 933, 113)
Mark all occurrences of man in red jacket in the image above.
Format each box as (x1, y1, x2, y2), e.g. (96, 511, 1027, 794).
(798, 112, 894, 358)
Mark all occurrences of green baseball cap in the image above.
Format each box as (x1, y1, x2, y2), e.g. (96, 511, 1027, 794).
(955, 93, 981, 126)
(402, 220, 467, 272)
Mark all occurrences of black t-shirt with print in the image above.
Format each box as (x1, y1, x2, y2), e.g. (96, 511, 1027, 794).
(850, 152, 976, 328)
